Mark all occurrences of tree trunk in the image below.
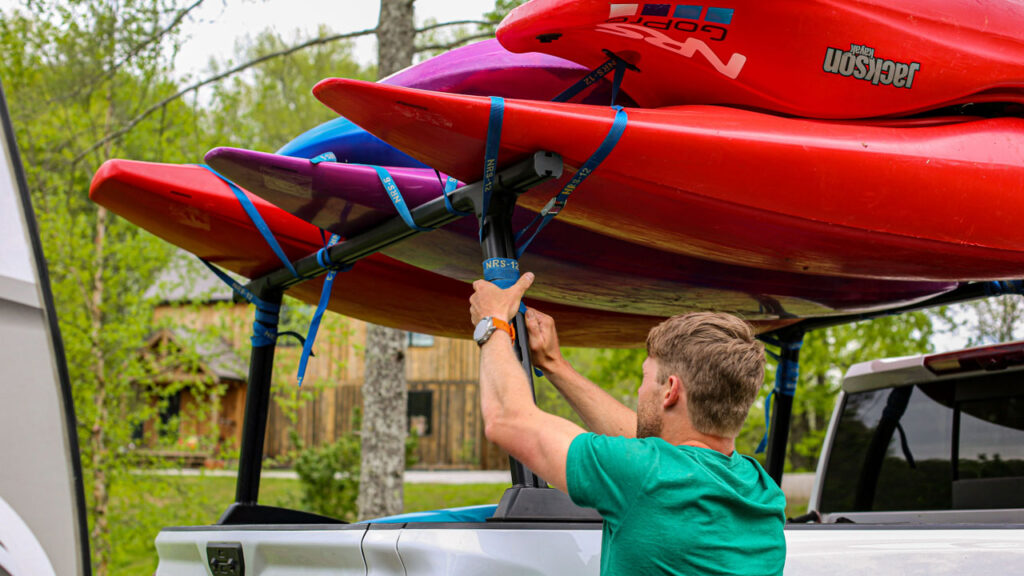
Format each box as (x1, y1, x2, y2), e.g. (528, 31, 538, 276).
(358, 0, 416, 520)
(376, 0, 415, 78)
(358, 324, 408, 518)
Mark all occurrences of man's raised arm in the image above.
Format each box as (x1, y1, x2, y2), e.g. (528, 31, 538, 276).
(525, 308, 638, 438)
(470, 273, 585, 493)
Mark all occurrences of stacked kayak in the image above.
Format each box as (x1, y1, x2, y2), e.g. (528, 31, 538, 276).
(204, 146, 956, 318)
(495, 0, 1024, 117)
(89, 159, 709, 347)
(312, 79, 1024, 282)
(276, 39, 635, 164)
(91, 2, 1024, 344)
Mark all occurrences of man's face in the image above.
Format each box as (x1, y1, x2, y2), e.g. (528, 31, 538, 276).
(637, 357, 664, 439)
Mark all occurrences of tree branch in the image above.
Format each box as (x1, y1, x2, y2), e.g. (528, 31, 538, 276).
(53, 0, 208, 105)
(70, 18, 495, 165)
(415, 31, 495, 53)
(71, 25, 379, 165)
(415, 19, 489, 34)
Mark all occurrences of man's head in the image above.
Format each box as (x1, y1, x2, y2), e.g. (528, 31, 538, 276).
(640, 312, 765, 439)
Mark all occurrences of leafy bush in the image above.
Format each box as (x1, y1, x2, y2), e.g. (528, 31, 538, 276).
(292, 430, 361, 521)
(292, 411, 419, 522)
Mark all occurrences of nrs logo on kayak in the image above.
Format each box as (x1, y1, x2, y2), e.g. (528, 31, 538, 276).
(823, 43, 921, 88)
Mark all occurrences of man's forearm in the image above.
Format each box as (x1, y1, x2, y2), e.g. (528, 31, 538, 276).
(544, 359, 637, 437)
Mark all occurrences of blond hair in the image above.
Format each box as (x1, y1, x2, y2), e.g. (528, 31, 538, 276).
(645, 312, 765, 437)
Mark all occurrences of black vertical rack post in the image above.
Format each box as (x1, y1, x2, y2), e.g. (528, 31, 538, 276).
(764, 331, 804, 486)
(477, 173, 544, 489)
(218, 152, 564, 524)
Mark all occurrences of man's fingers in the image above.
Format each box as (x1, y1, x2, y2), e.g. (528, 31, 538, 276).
(512, 272, 534, 296)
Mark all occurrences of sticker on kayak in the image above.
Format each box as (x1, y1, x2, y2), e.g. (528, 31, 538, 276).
(600, 4, 746, 79)
(822, 43, 921, 89)
(609, 4, 733, 25)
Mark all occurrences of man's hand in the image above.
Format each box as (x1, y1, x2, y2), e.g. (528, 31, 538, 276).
(470, 272, 535, 325)
(525, 307, 565, 372)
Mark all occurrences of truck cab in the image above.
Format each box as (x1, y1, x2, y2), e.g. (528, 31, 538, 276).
(810, 340, 1024, 524)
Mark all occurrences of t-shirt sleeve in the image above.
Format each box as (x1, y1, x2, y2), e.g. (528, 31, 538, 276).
(566, 433, 657, 520)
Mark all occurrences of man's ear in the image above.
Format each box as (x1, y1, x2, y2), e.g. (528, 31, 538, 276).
(664, 375, 682, 408)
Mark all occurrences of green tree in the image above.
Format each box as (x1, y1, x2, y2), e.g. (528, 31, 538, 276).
(552, 313, 934, 474)
(203, 26, 374, 152)
(0, 1, 221, 573)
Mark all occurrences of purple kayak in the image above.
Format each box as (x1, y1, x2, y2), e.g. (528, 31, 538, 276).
(276, 39, 634, 162)
(205, 146, 956, 319)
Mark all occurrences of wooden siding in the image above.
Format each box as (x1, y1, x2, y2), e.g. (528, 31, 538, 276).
(157, 302, 508, 469)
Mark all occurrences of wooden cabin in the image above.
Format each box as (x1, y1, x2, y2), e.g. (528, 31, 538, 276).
(150, 259, 508, 469)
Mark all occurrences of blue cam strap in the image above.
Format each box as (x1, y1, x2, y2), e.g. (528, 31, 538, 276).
(479, 97, 505, 240)
(372, 165, 433, 233)
(199, 259, 281, 348)
(310, 151, 337, 165)
(514, 107, 628, 258)
(552, 55, 629, 105)
(440, 172, 472, 217)
(199, 164, 299, 278)
(297, 233, 352, 386)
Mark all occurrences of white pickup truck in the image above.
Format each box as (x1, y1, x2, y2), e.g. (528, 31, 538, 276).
(2, 77, 1023, 574)
(150, 341, 1024, 575)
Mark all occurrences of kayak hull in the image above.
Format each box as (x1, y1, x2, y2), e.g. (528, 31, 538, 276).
(277, 38, 634, 163)
(497, 0, 1024, 118)
(205, 146, 957, 318)
(313, 79, 1024, 282)
(89, 159, 800, 346)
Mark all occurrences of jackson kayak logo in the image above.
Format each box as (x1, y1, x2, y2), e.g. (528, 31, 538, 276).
(823, 43, 921, 88)
(599, 4, 746, 79)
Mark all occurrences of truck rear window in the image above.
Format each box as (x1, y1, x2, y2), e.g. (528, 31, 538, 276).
(819, 373, 1024, 513)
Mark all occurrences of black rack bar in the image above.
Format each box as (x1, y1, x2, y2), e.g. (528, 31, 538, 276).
(243, 152, 563, 297)
(765, 281, 1022, 339)
(225, 152, 562, 513)
(759, 280, 1023, 484)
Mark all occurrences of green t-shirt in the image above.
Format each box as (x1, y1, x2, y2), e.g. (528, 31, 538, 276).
(566, 433, 786, 576)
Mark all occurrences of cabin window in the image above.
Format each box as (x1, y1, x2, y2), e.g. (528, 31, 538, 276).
(407, 332, 435, 347)
(408, 390, 433, 436)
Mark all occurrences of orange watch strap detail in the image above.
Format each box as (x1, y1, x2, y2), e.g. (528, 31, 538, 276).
(493, 317, 515, 341)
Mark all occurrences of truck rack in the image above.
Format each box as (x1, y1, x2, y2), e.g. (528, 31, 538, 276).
(218, 148, 1023, 523)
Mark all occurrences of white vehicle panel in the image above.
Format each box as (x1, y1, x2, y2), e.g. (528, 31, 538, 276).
(397, 526, 602, 576)
(784, 528, 1024, 575)
(155, 526, 367, 575)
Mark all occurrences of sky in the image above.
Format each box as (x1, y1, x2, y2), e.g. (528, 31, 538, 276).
(0, 0, 497, 76)
(171, 0, 497, 77)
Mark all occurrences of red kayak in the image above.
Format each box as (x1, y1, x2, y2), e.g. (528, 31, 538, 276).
(89, 159, 802, 346)
(204, 146, 956, 318)
(496, 0, 1024, 118)
(314, 79, 1024, 282)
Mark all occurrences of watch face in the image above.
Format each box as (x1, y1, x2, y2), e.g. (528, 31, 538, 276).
(474, 317, 495, 344)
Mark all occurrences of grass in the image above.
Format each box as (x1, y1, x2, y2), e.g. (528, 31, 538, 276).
(108, 474, 807, 576)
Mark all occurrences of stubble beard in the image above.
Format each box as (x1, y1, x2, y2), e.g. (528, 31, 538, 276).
(636, 399, 663, 439)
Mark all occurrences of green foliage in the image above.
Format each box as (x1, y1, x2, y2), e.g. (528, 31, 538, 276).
(291, 408, 420, 521)
(203, 27, 374, 152)
(935, 295, 1024, 348)
(549, 313, 934, 474)
(292, 429, 362, 521)
(483, 0, 528, 28)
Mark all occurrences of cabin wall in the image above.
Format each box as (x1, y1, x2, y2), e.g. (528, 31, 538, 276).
(155, 302, 509, 469)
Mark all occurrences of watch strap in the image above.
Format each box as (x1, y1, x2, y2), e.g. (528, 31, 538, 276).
(491, 317, 515, 342)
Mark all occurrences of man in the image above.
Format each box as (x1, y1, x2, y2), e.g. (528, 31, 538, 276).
(470, 272, 786, 576)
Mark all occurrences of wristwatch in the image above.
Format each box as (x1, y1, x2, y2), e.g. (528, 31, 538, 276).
(473, 316, 515, 346)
